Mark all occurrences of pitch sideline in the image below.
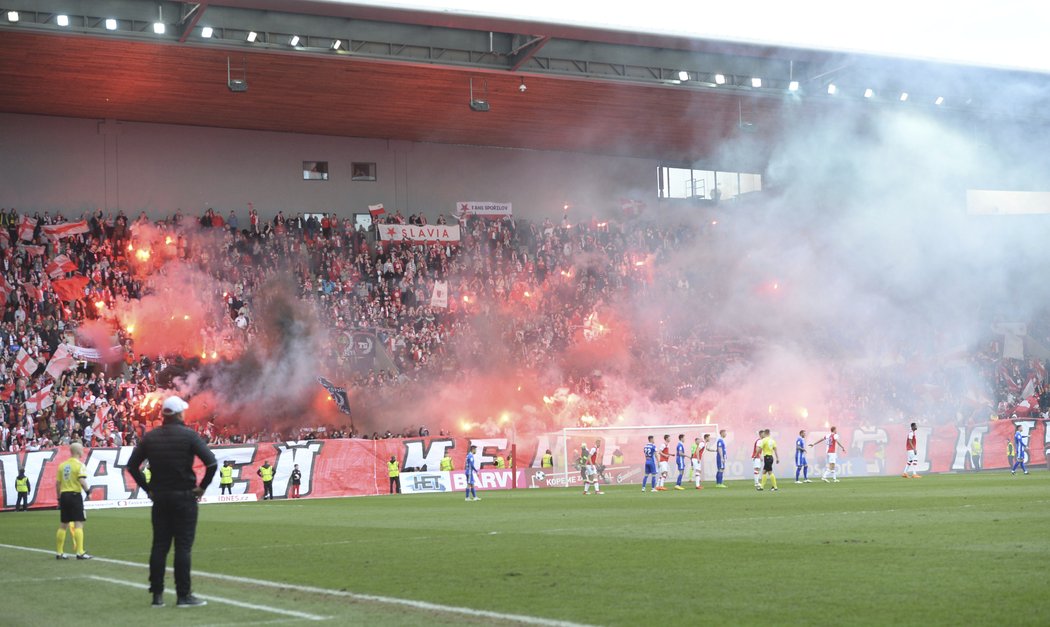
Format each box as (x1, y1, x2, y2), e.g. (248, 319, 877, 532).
(0, 543, 594, 627)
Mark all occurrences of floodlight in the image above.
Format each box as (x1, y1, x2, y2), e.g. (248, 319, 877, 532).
(56, 14, 69, 26)
(331, 39, 342, 50)
(863, 88, 874, 98)
(677, 70, 689, 81)
(751, 77, 762, 88)
(788, 81, 799, 92)
(153, 22, 165, 34)
(105, 18, 117, 30)
(934, 96, 944, 105)
(827, 84, 838, 95)
(201, 26, 213, 38)
(714, 74, 726, 85)
(246, 31, 257, 42)
(290, 35, 300, 46)
(899, 92, 909, 102)
(6, 11, 18, 22)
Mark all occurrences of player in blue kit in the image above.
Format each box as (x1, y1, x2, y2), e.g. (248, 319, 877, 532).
(465, 445, 481, 500)
(642, 435, 658, 492)
(795, 429, 811, 483)
(674, 434, 687, 490)
(1011, 425, 1029, 475)
(715, 429, 728, 488)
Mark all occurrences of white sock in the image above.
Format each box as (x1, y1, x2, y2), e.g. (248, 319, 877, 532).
(832, 468, 838, 480)
(695, 475, 701, 487)
(822, 468, 829, 479)
(594, 483, 600, 492)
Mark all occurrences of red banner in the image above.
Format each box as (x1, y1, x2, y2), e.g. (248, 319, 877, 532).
(2, 421, 1045, 511)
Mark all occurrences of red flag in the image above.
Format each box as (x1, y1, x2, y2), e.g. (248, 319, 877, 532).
(46, 254, 78, 278)
(23, 283, 42, 302)
(26, 384, 53, 414)
(18, 215, 35, 241)
(15, 348, 39, 378)
(21, 244, 45, 256)
(368, 204, 386, 218)
(41, 220, 89, 240)
(51, 274, 89, 301)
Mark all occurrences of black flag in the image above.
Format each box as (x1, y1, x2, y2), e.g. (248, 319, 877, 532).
(318, 377, 352, 416)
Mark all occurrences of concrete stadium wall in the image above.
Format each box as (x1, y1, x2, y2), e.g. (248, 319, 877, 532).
(0, 112, 657, 222)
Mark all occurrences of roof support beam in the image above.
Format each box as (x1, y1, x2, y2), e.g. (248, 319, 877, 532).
(178, 2, 208, 43)
(509, 35, 549, 72)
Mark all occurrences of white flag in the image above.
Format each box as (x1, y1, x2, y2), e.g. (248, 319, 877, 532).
(430, 281, 448, 308)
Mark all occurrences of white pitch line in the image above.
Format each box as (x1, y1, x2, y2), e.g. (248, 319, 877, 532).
(88, 575, 328, 621)
(0, 544, 594, 627)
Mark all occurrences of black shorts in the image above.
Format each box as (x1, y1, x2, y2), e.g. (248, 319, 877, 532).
(59, 492, 85, 523)
(763, 455, 774, 472)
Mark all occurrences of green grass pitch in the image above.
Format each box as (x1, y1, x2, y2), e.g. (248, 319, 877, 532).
(1, 472, 1048, 626)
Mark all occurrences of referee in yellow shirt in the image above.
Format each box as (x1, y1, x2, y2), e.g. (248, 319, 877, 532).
(758, 429, 780, 492)
(55, 442, 92, 560)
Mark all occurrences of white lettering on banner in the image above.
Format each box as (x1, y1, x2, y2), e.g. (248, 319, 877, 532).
(0, 450, 55, 508)
(378, 225, 461, 243)
(469, 438, 507, 468)
(914, 427, 932, 473)
(450, 470, 519, 490)
(850, 428, 889, 474)
(402, 438, 455, 472)
(84, 448, 134, 501)
(206, 446, 259, 497)
(272, 441, 324, 498)
(952, 425, 989, 470)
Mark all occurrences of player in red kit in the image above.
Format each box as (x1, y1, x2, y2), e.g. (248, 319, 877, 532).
(903, 422, 921, 478)
(656, 435, 672, 491)
(811, 426, 845, 483)
(752, 430, 765, 489)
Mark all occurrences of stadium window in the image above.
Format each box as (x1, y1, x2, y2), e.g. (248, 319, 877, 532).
(351, 162, 377, 181)
(658, 166, 756, 200)
(303, 161, 329, 181)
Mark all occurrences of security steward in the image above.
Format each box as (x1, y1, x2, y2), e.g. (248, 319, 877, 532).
(126, 396, 217, 609)
(439, 452, 454, 471)
(541, 449, 554, 468)
(219, 460, 234, 494)
(14, 468, 31, 511)
(257, 460, 275, 500)
(388, 456, 401, 494)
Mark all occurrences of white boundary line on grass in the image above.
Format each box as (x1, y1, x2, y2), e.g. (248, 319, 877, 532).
(88, 575, 328, 621)
(0, 544, 595, 627)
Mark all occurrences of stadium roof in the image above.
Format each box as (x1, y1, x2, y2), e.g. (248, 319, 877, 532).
(0, 1, 1046, 164)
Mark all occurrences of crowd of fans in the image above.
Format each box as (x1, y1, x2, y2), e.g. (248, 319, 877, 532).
(0, 204, 1045, 453)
